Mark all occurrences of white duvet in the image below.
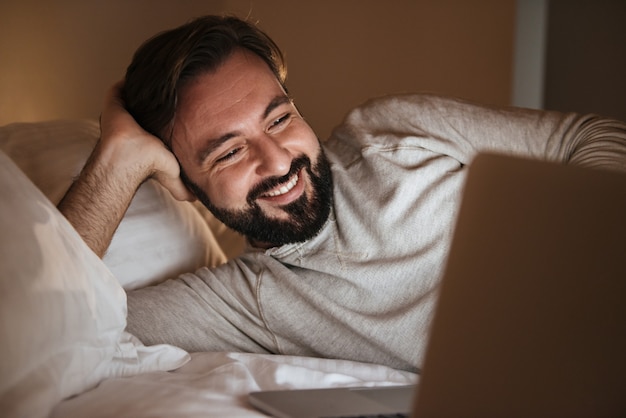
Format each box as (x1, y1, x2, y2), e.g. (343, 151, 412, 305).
(53, 352, 417, 417)
(0, 120, 417, 417)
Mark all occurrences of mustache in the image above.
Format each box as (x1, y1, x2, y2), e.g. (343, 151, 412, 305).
(247, 156, 310, 203)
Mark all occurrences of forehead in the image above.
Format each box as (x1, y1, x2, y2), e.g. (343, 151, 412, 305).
(171, 49, 287, 152)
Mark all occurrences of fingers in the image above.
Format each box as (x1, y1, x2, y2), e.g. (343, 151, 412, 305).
(149, 134, 197, 202)
(101, 81, 125, 119)
(100, 81, 197, 203)
(100, 81, 144, 139)
(152, 170, 197, 202)
(152, 160, 196, 202)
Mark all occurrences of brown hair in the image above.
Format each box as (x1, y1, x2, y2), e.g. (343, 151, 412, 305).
(122, 15, 286, 145)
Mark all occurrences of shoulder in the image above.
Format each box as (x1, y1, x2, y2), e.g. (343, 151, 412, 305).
(340, 93, 482, 130)
(324, 93, 472, 159)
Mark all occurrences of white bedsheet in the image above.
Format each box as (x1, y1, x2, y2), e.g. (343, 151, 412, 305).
(52, 352, 418, 417)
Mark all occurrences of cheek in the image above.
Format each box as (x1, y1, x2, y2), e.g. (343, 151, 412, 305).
(287, 121, 320, 155)
(174, 147, 249, 210)
(204, 172, 252, 209)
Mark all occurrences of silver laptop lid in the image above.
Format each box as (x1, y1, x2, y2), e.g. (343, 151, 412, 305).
(413, 153, 626, 416)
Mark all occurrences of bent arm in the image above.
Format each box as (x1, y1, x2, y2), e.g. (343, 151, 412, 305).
(58, 140, 146, 257)
(338, 94, 626, 172)
(58, 83, 194, 258)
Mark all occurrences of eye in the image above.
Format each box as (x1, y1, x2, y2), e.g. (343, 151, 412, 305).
(269, 113, 291, 130)
(216, 146, 242, 163)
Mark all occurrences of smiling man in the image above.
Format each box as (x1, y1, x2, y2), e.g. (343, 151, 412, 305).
(170, 49, 333, 247)
(58, 15, 626, 372)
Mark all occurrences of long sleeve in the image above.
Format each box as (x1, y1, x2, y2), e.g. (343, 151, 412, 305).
(332, 94, 626, 172)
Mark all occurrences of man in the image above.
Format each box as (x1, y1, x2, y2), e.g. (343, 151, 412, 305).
(59, 15, 626, 372)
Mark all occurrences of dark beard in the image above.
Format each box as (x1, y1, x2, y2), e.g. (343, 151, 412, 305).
(183, 150, 333, 247)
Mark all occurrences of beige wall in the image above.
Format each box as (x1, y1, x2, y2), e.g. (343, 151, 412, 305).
(0, 0, 515, 140)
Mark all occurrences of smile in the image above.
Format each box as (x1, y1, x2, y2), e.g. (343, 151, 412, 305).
(263, 173, 299, 197)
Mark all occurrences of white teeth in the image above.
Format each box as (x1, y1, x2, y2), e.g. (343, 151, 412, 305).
(265, 174, 299, 197)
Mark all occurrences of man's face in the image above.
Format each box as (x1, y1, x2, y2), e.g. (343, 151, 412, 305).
(171, 49, 332, 247)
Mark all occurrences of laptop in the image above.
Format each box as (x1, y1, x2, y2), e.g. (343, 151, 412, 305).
(249, 152, 626, 417)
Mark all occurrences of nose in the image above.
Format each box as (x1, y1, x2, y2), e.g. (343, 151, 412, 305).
(252, 134, 292, 177)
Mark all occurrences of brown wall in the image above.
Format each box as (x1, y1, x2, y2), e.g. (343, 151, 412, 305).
(0, 0, 515, 140)
(544, 0, 626, 122)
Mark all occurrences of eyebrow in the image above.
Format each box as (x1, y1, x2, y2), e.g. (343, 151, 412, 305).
(196, 94, 292, 164)
(263, 95, 291, 119)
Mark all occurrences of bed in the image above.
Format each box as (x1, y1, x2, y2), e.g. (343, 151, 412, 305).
(0, 119, 417, 417)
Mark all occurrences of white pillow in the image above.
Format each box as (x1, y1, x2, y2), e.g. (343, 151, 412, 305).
(103, 179, 227, 289)
(0, 120, 228, 289)
(0, 151, 190, 418)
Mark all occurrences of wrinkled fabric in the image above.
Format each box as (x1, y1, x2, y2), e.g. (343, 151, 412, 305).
(127, 94, 626, 372)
